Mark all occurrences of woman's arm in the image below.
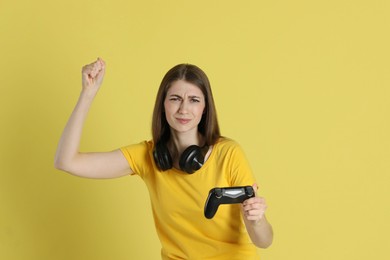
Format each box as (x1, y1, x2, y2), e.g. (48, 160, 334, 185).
(241, 184, 274, 248)
(54, 58, 132, 178)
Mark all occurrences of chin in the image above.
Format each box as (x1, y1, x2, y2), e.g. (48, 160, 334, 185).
(170, 125, 197, 134)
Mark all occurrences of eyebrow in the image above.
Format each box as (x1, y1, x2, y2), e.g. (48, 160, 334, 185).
(168, 94, 201, 99)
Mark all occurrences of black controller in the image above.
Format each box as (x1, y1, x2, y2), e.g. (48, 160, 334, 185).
(204, 186, 255, 219)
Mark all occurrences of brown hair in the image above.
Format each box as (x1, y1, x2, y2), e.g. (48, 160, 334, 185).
(152, 64, 221, 146)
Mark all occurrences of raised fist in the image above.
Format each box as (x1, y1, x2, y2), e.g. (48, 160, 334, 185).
(81, 58, 106, 93)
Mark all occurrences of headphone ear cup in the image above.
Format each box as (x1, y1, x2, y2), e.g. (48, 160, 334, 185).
(179, 145, 205, 174)
(153, 142, 173, 171)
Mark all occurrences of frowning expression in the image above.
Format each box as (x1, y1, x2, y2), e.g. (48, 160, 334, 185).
(164, 80, 205, 135)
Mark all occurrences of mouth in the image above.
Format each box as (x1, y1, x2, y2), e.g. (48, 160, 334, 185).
(176, 118, 191, 124)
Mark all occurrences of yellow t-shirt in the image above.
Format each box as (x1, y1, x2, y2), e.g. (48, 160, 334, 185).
(121, 138, 260, 260)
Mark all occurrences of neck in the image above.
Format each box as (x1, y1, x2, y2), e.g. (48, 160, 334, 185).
(169, 129, 204, 156)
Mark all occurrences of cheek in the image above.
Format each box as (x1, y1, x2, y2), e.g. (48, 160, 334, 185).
(163, 100, 172, 114)
(163, 102, 177, 122)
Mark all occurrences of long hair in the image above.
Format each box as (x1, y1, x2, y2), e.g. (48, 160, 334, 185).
(152, 64, 221, 146)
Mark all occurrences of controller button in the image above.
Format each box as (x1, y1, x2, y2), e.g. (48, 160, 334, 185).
(245, 186, 254, 197)
(215, 188, 222, 198)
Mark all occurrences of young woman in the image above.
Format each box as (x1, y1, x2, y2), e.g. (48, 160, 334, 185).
(54, 58, 273, 259)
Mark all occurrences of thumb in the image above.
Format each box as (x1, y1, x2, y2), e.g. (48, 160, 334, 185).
(252, 183, 259, 196)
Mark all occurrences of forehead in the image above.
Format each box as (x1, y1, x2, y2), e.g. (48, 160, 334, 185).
(167, 80, 204, 97)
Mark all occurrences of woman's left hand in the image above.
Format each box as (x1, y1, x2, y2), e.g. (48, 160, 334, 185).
(241, 183, 268, 224)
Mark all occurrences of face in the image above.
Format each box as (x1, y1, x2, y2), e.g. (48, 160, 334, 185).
(164, 80, 206, 135)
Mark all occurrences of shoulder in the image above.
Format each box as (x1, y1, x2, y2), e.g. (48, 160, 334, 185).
(215, 137, 242, 151)
(212, 137, 255, 185)
(120, 140, 155, 162)
(120, 140, 155, 176)
(121, 140, 154, 152)
(212, 137, 247, 159)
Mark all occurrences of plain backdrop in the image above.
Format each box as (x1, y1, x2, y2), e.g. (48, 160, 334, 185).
(1, 0, 389, 259)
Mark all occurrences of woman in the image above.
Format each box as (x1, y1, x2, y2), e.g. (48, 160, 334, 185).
(55, 58, 273, 259)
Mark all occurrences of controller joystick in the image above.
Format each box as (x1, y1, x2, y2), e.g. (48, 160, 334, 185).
(204, 186, 255, 219)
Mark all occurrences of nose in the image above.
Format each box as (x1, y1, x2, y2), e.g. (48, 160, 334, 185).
(178, 100, 189, 114)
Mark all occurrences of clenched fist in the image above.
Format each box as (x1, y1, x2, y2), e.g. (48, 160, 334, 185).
(81, 58, 106, 95)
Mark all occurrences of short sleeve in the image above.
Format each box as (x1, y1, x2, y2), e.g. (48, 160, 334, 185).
(224, 140, 257, 187)
(120, 140, 155, 178)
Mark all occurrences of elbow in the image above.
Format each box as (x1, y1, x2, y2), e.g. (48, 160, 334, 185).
(254, 232, 274, 249)
(54, 155, 89, 178)
(54, 156, 71, 172)
(54, 159, 66, 171)
(256, 240, 273, 249)
(251, 226, 274, 249)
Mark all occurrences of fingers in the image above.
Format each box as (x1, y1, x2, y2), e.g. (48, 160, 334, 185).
(242, 196, 267, 221)
(242, 197, 267, 210)
(82, 58, 106, 89)
(241, 183, 268, 222)
(82, 58, 105, 78)
(95, 58, 106, 82)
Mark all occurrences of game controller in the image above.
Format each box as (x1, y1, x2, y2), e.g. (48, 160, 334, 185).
(204, 186, 255, 219)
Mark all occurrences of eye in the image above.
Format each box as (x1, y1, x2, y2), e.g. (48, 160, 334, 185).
(169, 96, 182, 102)
(190, 98, 200, 103)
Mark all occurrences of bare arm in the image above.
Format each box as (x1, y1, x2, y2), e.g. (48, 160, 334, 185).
(241, 184, 274, 248)
(54, 58, 133, 178)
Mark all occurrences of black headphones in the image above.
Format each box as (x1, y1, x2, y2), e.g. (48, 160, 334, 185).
(153, 142, 208, 174)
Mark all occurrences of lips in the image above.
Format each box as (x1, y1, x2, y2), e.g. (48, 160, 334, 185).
(176, 118, 191, 124)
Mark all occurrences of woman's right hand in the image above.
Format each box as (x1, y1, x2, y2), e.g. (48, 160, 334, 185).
(81, 58, 106, 95)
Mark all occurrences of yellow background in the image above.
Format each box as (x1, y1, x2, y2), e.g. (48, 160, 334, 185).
(1, 0, 389, 259)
